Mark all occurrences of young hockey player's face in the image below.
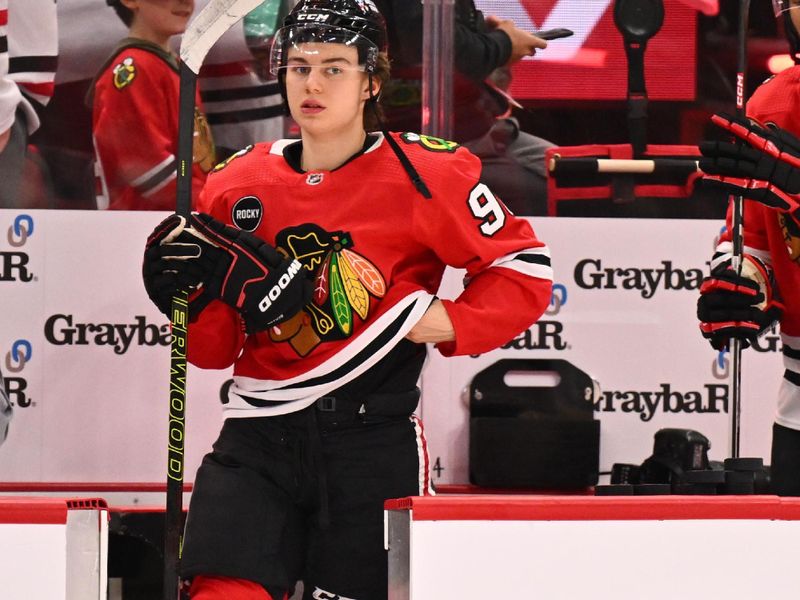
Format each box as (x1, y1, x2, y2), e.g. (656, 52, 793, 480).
(127, 0, 194, 39)
(285, 43, 373, 137)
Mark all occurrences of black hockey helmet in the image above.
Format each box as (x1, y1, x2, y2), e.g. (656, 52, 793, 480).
(269, 0, 388, 76)
(773, 0, 800, 64)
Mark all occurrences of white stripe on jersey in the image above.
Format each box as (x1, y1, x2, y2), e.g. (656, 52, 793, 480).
(411, 415, 435, 496)
(131, 154, 176, 188)
(141, 171, 177, 198)
(488, 245, 553, 282)
(92, 135, 110, 210)
(224, 290, 435, 417)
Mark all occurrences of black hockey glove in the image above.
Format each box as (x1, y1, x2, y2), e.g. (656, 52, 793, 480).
(189, 213, 312, 333)
(697, 254, 784, 351)
(699, 113, 800, 216)
(142, 214, 220, 320)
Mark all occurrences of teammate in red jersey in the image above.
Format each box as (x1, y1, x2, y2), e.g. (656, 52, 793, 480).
(142, 1, 552, 597)
(92, 0, 215, 210)
(697, 0, 800, 495)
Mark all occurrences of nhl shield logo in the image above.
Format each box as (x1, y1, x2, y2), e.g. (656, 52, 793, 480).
(231, 196, 263, 231)
(306, 173, 324, 186)
(113, 57, 136, 90)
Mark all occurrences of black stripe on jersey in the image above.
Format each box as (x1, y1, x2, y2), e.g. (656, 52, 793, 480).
(514, 253, 551, 267)
(241, 301, 420, 408)
(279, 301, 417, 391)
(133, 158, 176, 195)
(785, 345, 800, 361)
(206, 105, 284, 125)
(9, 55, 58, 74)
(785, 369, 800, 387)
(0, 37, 7, 54)
(201, 82, 280, 103)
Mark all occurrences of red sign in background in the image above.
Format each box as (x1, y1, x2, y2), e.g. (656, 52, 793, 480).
(476, 0, 697, 101)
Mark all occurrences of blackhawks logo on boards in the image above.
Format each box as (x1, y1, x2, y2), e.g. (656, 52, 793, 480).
(270, 224, 386, 357)
(113, 57, 136, 90)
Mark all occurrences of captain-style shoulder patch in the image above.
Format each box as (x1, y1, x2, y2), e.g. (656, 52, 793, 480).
(211, 145, 255, 173)
(113, 57, 136, 90)
(400, 132, 459, 153)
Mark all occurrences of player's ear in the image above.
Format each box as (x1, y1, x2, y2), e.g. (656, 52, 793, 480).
(363, 78, 381, 100)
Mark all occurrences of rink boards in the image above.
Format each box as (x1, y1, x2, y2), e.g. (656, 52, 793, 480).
(0, 210, 783, 486)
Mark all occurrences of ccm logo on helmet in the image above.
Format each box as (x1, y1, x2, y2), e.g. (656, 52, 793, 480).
(259, 260, 303, 313)
(232, 196, 263, 231)
(297, 13, 330, 22)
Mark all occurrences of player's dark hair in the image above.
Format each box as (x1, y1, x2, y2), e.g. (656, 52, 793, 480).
(106, 0, 134, 28)
(364, 52, 390, 131)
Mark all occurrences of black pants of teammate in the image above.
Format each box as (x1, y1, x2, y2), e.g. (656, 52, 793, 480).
(180, 390, 429, 600)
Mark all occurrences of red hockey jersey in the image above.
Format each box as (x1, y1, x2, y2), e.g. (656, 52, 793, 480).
(92, 41, 214, 210)
(188, 132, 552, 417)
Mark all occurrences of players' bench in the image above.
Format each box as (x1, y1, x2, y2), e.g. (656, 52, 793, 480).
(546, 143, 726, 219)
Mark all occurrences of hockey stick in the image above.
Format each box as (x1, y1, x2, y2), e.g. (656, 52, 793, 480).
(728, 0, 751, 459)
(164, 1, 263, 599)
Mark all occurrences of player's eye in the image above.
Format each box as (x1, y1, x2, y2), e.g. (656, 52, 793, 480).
(288, 65, 311, 75)
(325, 66, 344, 76)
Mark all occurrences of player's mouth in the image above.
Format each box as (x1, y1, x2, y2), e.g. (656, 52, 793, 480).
(172, 10, 191, 17)
(300, 100, 325, 115)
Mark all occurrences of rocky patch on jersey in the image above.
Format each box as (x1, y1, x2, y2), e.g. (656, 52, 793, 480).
(212, 145, 254, 173)
(270, 224, 386, 357)
(231, 196, 263, 231)
(400, 132, 459, 153)
(112, 57, 136, 90)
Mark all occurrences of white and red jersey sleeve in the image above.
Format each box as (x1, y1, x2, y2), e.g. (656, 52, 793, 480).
(0, 0, 57, 134)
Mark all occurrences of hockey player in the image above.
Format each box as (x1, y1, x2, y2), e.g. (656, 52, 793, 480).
(141, 0, 552, 597)
(92, 0, 215, 210)
(696, 0, 800, 496)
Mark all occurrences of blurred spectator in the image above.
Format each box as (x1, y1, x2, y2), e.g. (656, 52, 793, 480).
(0, 363, 9, 446)
(0, 0, 58, 208)
(198, 0, 295, 154)
(91, 0, 215, 210)
(374, 0, 552, 215)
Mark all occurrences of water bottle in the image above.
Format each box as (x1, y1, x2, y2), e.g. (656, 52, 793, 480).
(244, 0, 284, 56)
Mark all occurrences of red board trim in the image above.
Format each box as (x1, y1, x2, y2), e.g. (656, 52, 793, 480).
(0, 497, 69, 524)
(384, 495, 800, 521)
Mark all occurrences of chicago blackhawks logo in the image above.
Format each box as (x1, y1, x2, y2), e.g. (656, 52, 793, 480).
(400, 132, 459, 153)
(271, 224, 386, 357)
(112, 57, 136, 90)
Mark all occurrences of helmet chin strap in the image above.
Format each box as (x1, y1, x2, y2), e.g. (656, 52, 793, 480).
(368, 74, 432, 199)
